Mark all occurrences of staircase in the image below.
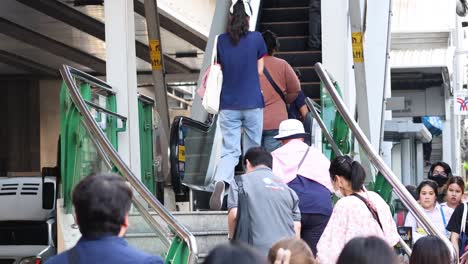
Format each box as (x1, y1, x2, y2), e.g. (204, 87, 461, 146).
(259, 0, 322, 101)
(126, 211, 228, 262)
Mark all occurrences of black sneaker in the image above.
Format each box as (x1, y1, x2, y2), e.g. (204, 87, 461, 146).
(209, 181, 225, 210)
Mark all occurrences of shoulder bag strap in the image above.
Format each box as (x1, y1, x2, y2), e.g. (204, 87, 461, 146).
(263, 67, 287, 106)
(297, 147, 310, 171)
(352, 193, 383, 231)
(212, 35, 219, 65)
(462, 203, 467, 233)
(439, 205, 449, 236)
(67, 247, 79, 264)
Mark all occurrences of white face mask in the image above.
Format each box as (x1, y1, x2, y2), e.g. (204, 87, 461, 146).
(334, 189, 344, 198)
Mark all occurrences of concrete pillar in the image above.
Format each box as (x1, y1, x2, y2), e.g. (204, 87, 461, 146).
(104, 0, 141, 179)
(401, 138, 412, 185)
(416, 142, 424, 183)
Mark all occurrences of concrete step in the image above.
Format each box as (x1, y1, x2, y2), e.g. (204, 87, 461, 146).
(126, 211, 229, 257)
(125, 231, 228, 257)
(128, 211, 228, 233)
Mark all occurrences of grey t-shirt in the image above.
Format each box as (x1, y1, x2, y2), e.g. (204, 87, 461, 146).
(228, 167, 301, 255)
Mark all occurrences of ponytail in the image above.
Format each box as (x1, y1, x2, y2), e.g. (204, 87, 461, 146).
(227, 1, 250, 45)
(329, 156, 366, 192)
(350, 161, 366, 191)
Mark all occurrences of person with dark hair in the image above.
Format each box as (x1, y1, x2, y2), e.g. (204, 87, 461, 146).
(442, 176, 465, 220)
(227, 147, 301, 256)
(203, 241, 267, 264)
(446, 182, 468, 259)
(428, 161, 453, 203)
(260, 30, 301, 152)
(272, 119, 333, 255)
(268, 238, 316, 264)
(406, 184, 418, 200)
(316, 156, 399, 264)
(409, 235, 450, 264)
(210, 0, 268, 210)
(404, 180, 450, 243)
(45, 174, 163, 264)
(336, 236, 398, 264)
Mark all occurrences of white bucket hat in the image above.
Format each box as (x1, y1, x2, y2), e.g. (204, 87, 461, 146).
(274, 119, 310, 140)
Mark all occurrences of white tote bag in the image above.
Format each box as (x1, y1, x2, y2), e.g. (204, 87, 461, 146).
(202, 35, 223, 114)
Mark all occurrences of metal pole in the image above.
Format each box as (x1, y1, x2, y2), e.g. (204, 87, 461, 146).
(314, 62, 457, 263)
(378, 0, 393, 155)
(143, 0, 171, 191)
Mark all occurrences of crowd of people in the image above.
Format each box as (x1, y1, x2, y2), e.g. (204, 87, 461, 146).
(203, 0, 463, 263)
(47, 0, 466, 263)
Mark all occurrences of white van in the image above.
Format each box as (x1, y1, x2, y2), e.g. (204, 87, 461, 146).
(0, 176, 56, 264)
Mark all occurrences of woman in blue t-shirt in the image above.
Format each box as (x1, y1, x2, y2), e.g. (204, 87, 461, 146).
(209, 0, 268, 210)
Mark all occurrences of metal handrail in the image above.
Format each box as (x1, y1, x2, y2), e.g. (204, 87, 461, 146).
(314, 62, 456, 262)
(305, 98, 342, 156)
(60, 65, 198, 264)
(305, 95, 413, 256)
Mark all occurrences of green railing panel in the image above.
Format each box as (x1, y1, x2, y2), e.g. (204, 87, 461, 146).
(321, 82, 351, 159)
(105, 94, 119, 149)
(60, 81, 123, 212)
(60, 82, 92, 211)
(138, 99, 155, 194)
(165, 235, 190, 264)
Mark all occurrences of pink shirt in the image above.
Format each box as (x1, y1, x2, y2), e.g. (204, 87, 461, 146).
(271, 139, 333, 192)
(316, 191, 400, 264)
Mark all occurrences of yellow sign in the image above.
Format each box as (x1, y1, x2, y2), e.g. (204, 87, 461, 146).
(149, 39, 162, 70)
(351, 32, 364, 63)
(178, 145, 186, 162)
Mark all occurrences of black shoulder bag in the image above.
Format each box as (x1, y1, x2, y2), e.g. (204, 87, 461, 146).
(232, 175, 253, 245)
(352, 193, 383, 231)
(263, 67, 293, 119)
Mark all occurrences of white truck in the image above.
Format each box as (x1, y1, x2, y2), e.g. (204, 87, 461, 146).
(0, 176, 57, 264)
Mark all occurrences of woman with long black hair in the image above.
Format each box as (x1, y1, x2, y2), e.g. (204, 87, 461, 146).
(316, 156, 399, 264)
(209, 0, 268, 210)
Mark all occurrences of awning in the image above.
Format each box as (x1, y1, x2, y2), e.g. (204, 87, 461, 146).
(384, 121, 432, 143)
(390, 47, 456, 73)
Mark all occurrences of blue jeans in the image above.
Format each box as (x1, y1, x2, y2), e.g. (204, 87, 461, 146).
(262, 129, 281, 152)
(214, 108, 263, 183)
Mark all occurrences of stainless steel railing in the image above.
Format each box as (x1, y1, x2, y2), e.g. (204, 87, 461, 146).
(314, 62, 456, 262)
(60, 64, 198, 264)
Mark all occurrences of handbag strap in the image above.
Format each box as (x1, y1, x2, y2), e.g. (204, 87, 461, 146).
(462, 203, 467, 233)
(352, 193, 383, 231)
(263, 67, 287, 107)
(211, 35, 219, 65)
(297, 147, 310, 171)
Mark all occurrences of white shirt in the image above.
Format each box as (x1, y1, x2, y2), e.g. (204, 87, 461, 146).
(440, 202, 456, 222)
(404, 203, 450, 243)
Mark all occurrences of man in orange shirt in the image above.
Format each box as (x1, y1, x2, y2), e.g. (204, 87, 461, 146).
(260, 30, 301, 152)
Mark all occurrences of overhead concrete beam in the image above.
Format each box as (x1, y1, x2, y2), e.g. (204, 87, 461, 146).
(0, 17, 107, 74)
(0, 50, 60, 77)
(133, 0, 207, 50)
(15, 0, 195, 73)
